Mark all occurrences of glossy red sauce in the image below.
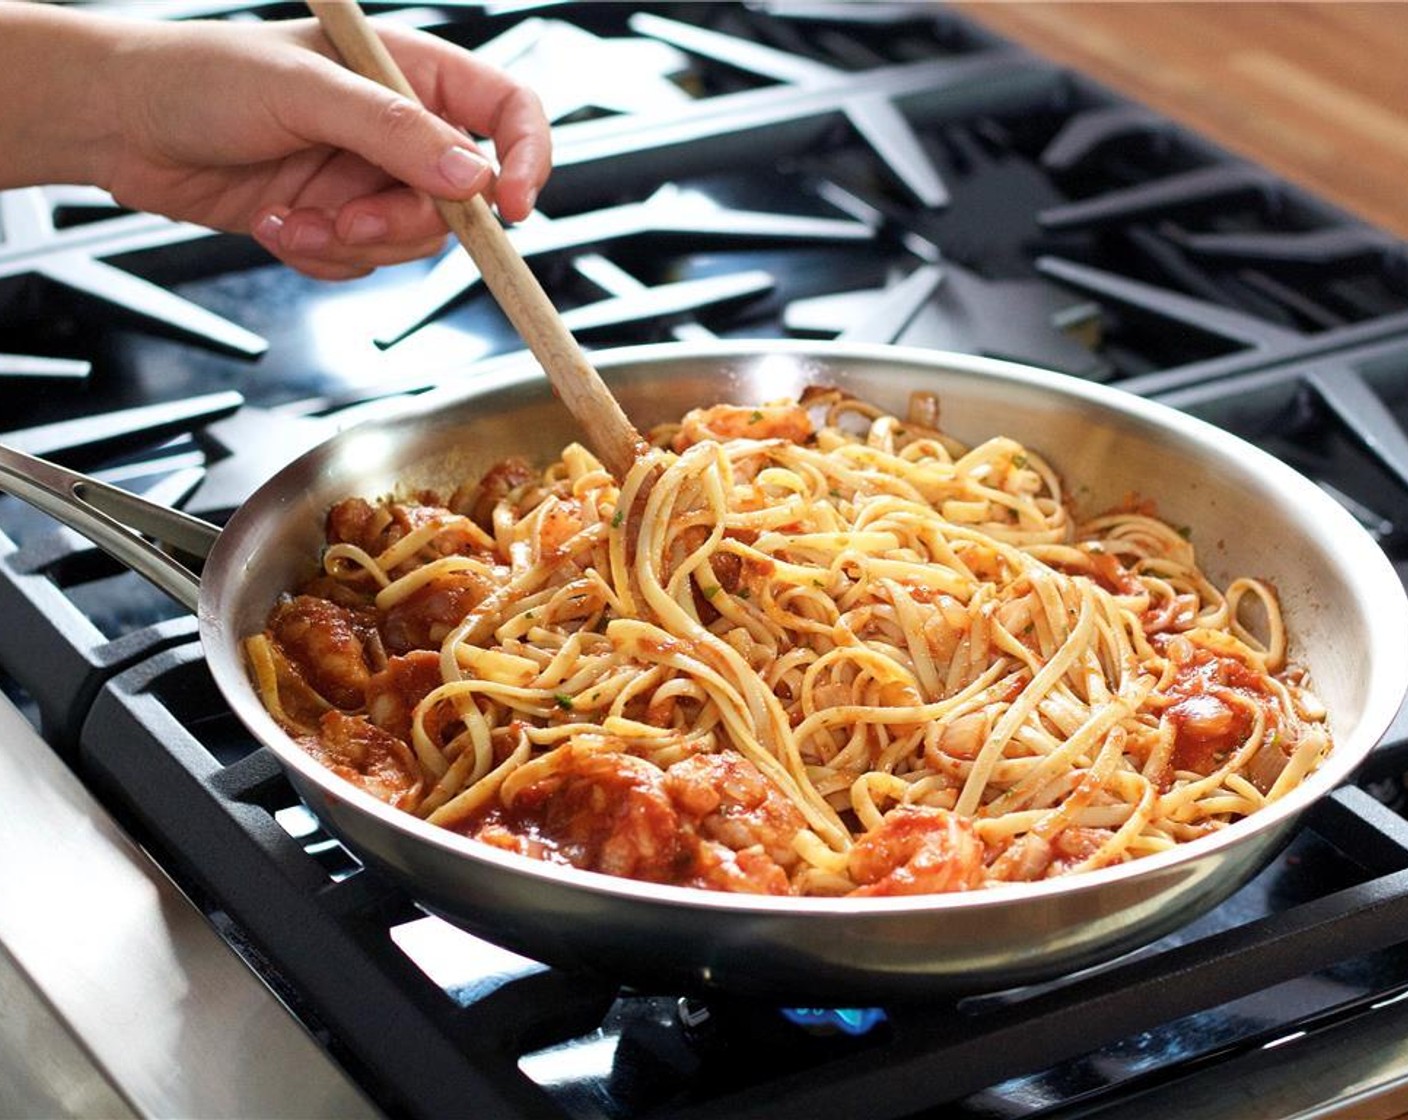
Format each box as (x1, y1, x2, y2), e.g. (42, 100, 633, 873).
(1158, 643, 1272, 775)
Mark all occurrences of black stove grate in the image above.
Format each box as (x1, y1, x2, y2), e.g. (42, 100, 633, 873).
(4, 3, 1407, 421)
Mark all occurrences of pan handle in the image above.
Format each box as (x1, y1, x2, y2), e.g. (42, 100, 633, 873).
(0, 442, 220, 614)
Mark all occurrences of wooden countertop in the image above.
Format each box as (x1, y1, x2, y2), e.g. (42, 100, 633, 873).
(952, 2, 1408, 240)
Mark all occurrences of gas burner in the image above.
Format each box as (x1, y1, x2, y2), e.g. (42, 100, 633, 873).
(375, 184, 872, 345)
(785, 259, 1106, 377)
(182, 385, 450, 517)
(475, 13, 693, 121)
(1, 392, 242, 463)
(183, 406, 342, 518)
(1156, 333, 1408, 529)
(627, 12, 946, 205)
(541, 14, 1041, 213)
(0, 186, 266, 355)
(1039, 254, 1302, 361)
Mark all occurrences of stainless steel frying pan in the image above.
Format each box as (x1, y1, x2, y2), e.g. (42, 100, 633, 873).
(4, 341, 1405, 1003)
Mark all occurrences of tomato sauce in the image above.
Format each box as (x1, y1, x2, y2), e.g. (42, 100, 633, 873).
(1158, 643, 1273, 775)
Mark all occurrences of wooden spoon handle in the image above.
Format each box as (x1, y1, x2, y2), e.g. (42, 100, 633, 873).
(307, 0, 646, 481)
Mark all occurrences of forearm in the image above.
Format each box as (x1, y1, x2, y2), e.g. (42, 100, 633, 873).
(0, 1, 128, 190)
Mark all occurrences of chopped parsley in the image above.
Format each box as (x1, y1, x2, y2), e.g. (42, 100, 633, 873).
(554, 693, 574, 711)
(611, 508, 625, 529)
(701, 584, 721, 599)
(749, 409, 764, 424)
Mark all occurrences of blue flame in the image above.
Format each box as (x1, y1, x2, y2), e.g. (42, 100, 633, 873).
(780, 1007, 888, 1036)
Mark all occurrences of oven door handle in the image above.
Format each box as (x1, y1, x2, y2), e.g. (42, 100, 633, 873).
(0, 441, 217, 613)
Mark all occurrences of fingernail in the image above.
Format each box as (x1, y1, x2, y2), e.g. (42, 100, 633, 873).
(522, 186, 538, 214)
(439, 146, 491, 192)
(344, 212, 388, 244)
(287, 220, 331, 254)
(253, 212, 284, 247)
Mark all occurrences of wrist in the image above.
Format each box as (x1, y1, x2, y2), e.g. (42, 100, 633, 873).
(0, 3, 130, 190)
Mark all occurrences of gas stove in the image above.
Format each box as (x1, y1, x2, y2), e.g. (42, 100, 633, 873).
(4, 3, 1408, 1118)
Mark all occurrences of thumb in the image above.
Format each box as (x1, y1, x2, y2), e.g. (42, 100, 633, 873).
(273, 57, 494, 199)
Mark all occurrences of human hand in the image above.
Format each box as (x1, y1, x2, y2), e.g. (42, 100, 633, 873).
(93, 15, 550, 280)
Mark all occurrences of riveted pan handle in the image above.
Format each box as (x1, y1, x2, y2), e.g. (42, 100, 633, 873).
(0, 442, 219, 613)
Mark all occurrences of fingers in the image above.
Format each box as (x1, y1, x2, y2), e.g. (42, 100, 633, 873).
(291, 19, 553, 218)
(389, 28, 553, 219)
(252, 197, 448, 280)
(248, 19, 555, 280)
(484, 86, 552, 222)
(333, 187, 446, 249)
(268, 48, 499, 204)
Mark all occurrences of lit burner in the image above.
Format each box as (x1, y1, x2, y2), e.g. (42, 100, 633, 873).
(781, 1006, 889, 1037)
(0, 186, 266, 355)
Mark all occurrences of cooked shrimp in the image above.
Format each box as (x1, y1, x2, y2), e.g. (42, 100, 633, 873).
(536, 495, 586, 557)
(476, 745, 686, 881)
(326, 497, 392, 555)
(328, 497, 486, 570)
(686, 839, 793, 895)
(665, 751, 805, 871)
(673, 402, 813, 451)
(366, 651, 442, 741)
(466, 746, 802, 893)
(268, 595, 374, 709)
(381, 571, 491, 653)
(924, 711, 989, 765)
(665, 752, 804, 894)
(299, 711, 423, 810)
(847, 806, 986, 896)
(452, 455, 535, 531)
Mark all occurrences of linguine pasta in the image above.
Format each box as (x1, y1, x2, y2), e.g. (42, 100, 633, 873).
(245, 390, 1332, 897)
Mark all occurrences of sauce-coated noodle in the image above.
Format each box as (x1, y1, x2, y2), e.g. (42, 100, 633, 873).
(245, 391, 1332, 897)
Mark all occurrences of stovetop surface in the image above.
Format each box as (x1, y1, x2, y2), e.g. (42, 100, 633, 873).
(5, 3, 1408, 1118)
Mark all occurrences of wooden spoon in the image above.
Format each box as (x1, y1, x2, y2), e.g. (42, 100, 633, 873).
(306, 0, 646, 482)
